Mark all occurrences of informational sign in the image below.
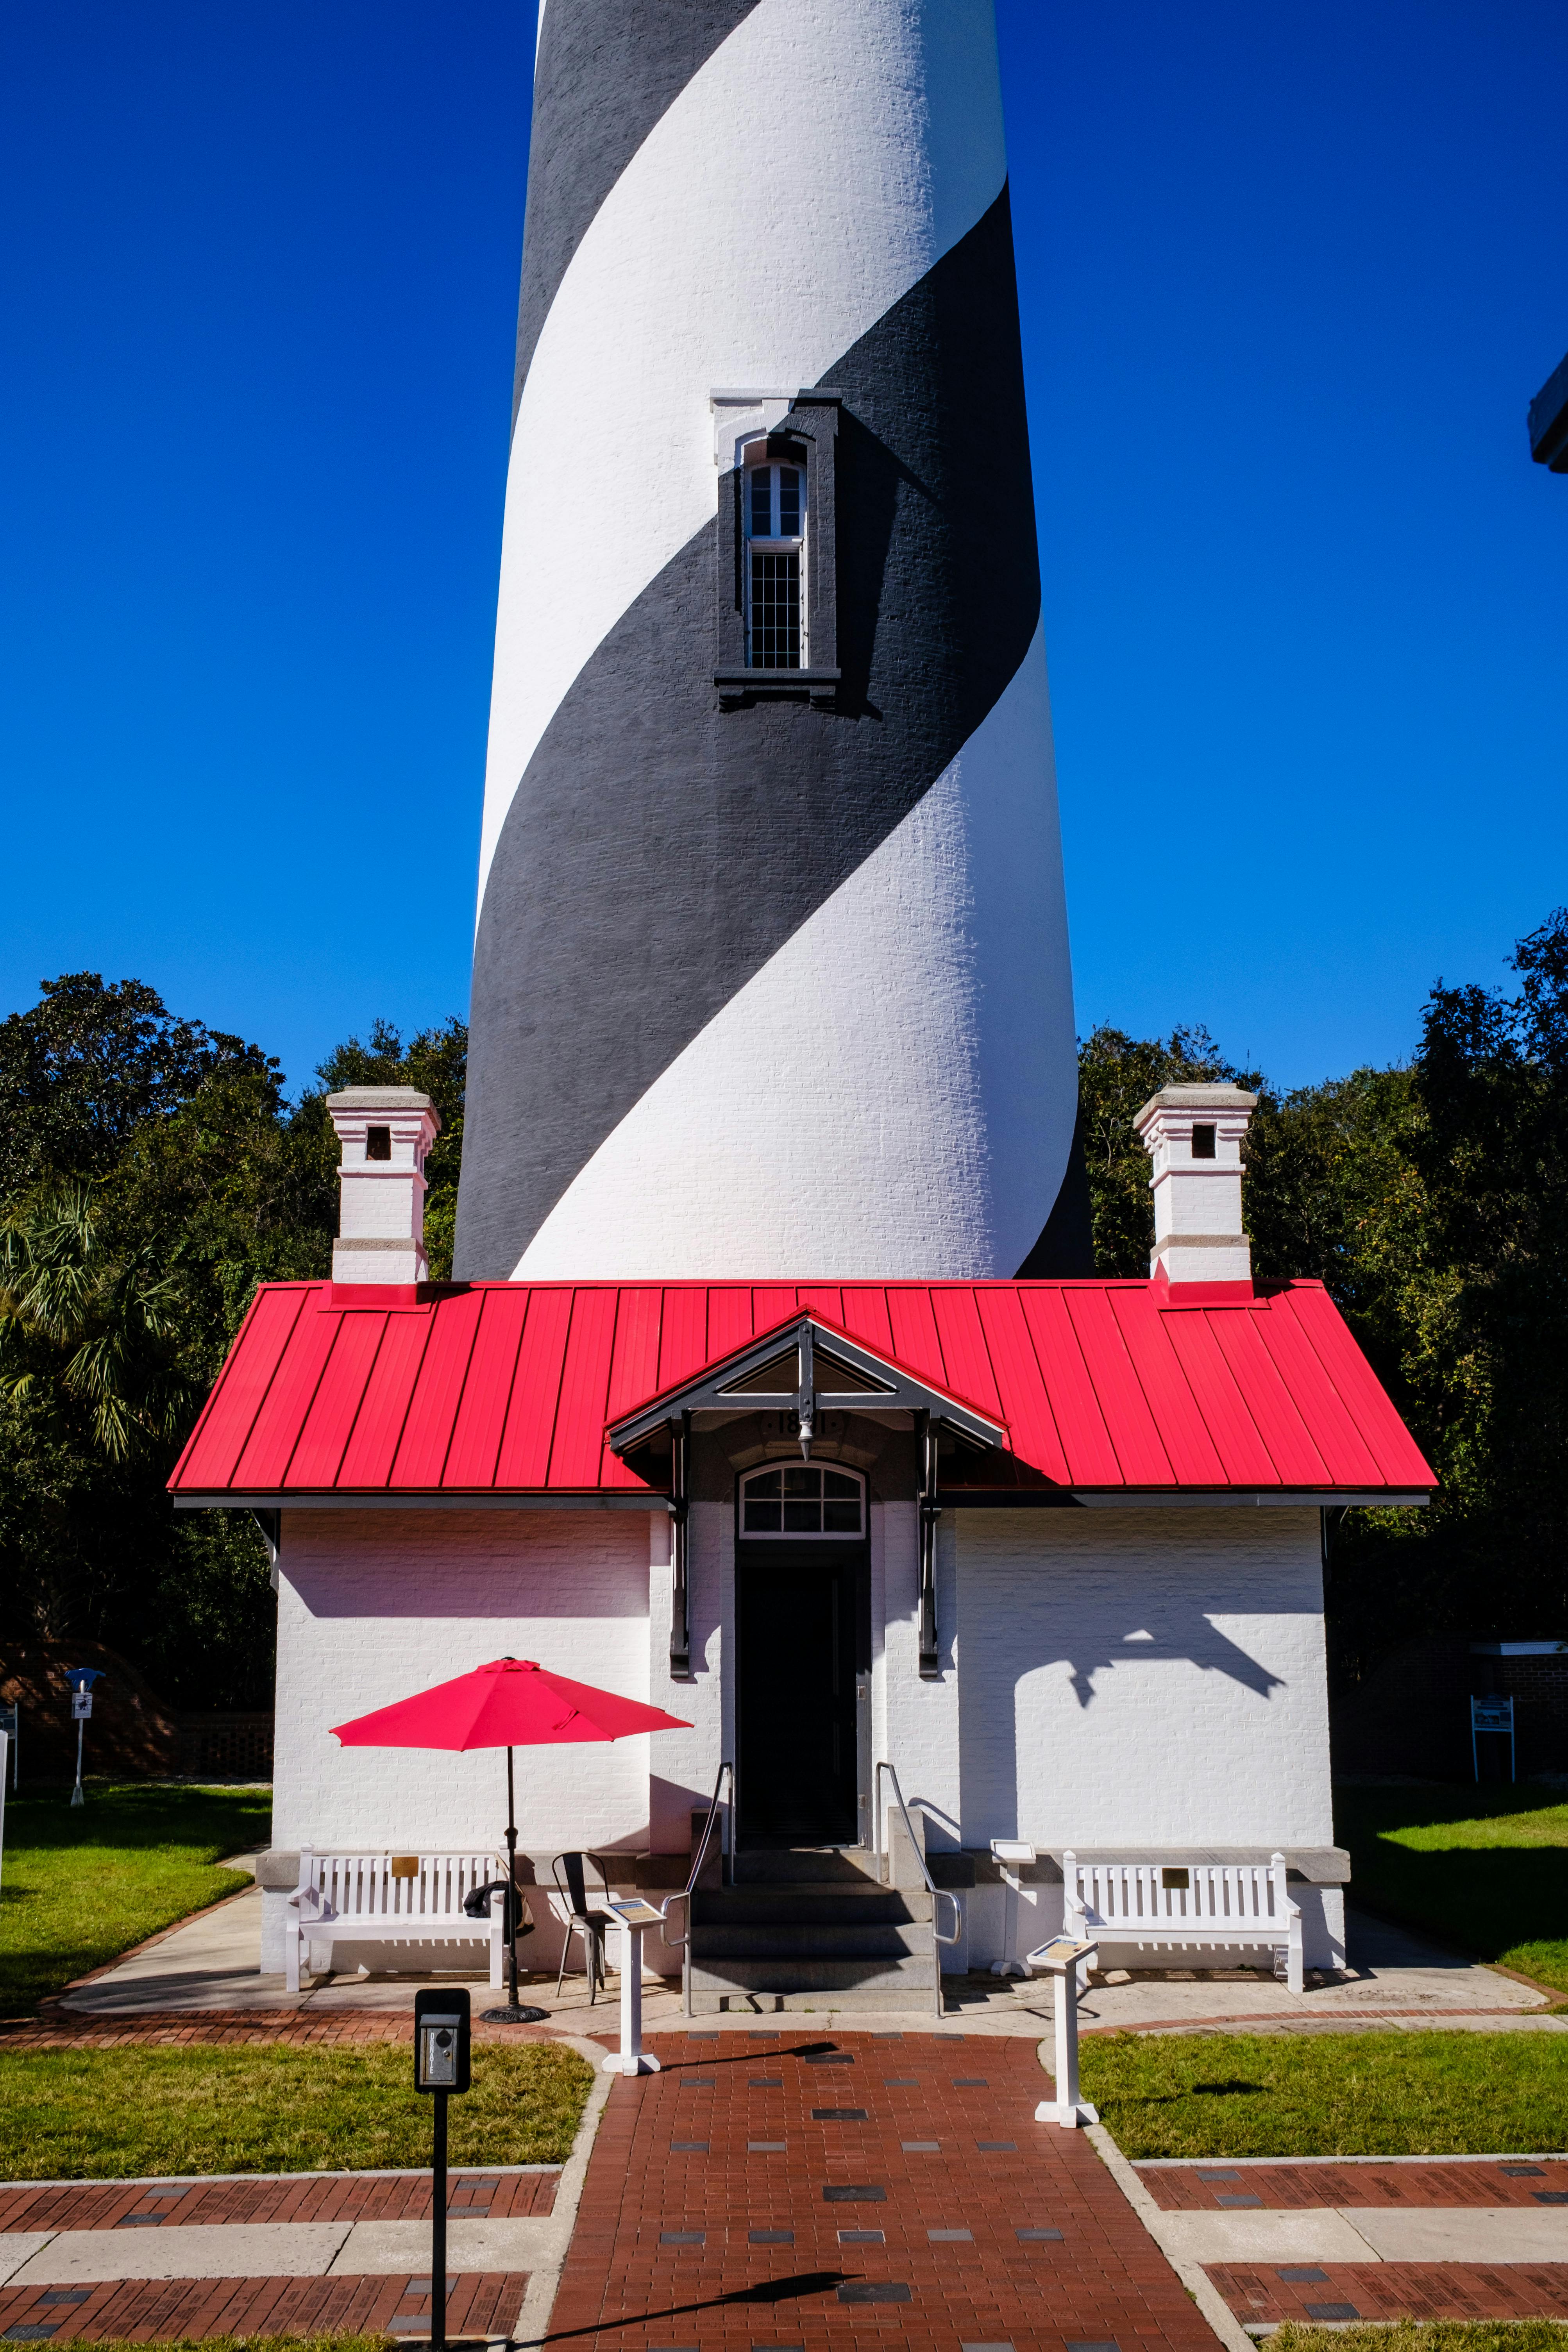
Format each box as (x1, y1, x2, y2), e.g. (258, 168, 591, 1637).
(604, 1895, 664, 1930)
(1029, 1936, 1098, 1973)
(72, 1691, 93, 1721)
(1471, 1692, 1516, 1782)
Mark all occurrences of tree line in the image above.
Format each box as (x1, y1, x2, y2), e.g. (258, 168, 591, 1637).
(3, 913, 1564, 1711)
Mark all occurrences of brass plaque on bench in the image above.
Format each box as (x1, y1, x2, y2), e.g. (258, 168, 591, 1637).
(1161, 1867, 1190, 1890)
(390, 1855, 420, 1878)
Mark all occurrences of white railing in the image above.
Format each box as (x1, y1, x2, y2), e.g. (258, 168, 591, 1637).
(659, 1760, 733, 2016)
(873, 1760, 960, 2017)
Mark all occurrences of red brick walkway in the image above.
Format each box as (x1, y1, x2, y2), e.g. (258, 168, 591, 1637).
(0, 2268, 527, 2343)
(4, 2011, 561, 2052)
(1139, 2160, 1568, 2327)
(1209, 2263, 1568, 2325)
(1140, 2159, 1568, 2211)
(0, 2169, 557, 2234)
(547, 2029, 1219, 2352)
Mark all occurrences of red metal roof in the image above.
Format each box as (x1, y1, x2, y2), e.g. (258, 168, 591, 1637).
(168, 1278, 1434, 1502)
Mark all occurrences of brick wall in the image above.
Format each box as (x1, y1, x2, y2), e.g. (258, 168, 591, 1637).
(273, 1506, 655, 1852)
(0, 1642, 274, 1786)
(1330, 1638, 1568, 1780)
(953, 1507, 1334, 1850)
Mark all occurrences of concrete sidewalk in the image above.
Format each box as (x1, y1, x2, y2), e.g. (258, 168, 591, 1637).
(1124, 2157, 1568, 2334)
(59, 1887, 1562, 2038)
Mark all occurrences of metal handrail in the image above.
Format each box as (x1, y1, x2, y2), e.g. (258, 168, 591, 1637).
(874, 1760, 960, 2018)
(659, 1760, 732, 2015)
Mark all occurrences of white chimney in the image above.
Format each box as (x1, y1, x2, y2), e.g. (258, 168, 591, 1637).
(1133, 1084, 1257, 1286)
(325, 1087, 442, 1285)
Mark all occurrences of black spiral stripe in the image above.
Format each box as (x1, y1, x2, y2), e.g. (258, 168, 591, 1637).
(510, 0, 765, 428)
(458, 186, 1091, 1281)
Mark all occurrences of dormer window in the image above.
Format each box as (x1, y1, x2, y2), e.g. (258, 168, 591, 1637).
(744, 449, 806, 670)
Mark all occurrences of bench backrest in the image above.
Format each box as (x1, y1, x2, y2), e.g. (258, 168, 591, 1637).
(298, 1850, 501, 1924)
(1064, 1849, 1291, 1929)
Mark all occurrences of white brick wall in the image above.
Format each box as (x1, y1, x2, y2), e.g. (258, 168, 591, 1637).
(879, 1501, 962, 1855)
(950, 1505, 1341, 1972)
(274, 1508, 657, 1852)
(266, 1494, 1345, 1980)
(954, 1507, 1334, 1850)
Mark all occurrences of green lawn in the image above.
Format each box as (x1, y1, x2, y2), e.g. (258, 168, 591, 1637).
(1275, 2330, 1568, 2352)
(34, 2340, 392, 2352)
(1336, 1779, 1568, 1992)
(0, 2039, 594, 2179)
(1082, 2028, 1568, 2156)
(0, 1782, 272, 2013)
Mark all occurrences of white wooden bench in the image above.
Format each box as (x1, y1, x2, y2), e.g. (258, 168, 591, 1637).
(287, 1850, 505, 1992)
(1062, 1849, 1303, 1993)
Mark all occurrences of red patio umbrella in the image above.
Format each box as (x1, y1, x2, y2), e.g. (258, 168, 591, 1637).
(331, 1657, 691, 2023)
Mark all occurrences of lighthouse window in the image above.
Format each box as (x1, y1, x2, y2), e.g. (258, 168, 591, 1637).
(744, 456, 806, 670)
(740, 1463, 864, 1537)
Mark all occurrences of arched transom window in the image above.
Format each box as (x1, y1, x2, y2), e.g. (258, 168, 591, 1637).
(740, 1462, 864, 1537)
(744, 447, 806, 670)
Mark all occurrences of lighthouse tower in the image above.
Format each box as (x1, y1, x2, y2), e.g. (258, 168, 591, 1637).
(455, 0, 1088, 1282)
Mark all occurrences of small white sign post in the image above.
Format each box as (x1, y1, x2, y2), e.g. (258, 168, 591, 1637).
(70, 1686, 93, 1808)
(1026, 1934, 1100, 2128)
(601, 1896, 664, 2075)
(989, 1839, 1037, 1977)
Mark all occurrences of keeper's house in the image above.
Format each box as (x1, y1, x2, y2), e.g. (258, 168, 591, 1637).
(169, 1081, 1433, 2005)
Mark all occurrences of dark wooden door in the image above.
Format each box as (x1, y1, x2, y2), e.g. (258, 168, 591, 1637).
(736, 1543, 865, 1846)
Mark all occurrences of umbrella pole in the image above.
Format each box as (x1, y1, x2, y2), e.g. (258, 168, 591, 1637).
(506, 1745, 520, 2010)
(483, 1741, 547, 2025)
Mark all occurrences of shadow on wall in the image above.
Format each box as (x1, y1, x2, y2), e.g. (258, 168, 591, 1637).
(283, 1510, 653, 1621)
(1042, 1613, 1287, 1712)
(961, 1605, 1290, 1848)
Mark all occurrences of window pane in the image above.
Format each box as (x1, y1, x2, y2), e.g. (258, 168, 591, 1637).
(747, 1469, 782, 1498)
(744, 1501, 782, 1531)
(822, 1499, 862, 1532)
(783, 1499, 821, 1532)
(783, 1467, 820, 1498)
(778, 466, 801, 536)
(751, 551, 801, 668)
(749, 467, 772, 537)
(822, 1470, 858, 1498)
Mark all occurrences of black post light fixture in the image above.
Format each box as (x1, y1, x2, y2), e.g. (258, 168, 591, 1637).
(413, 1987, 471, 2352)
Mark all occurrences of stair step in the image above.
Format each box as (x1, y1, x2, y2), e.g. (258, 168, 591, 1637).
(694, 1886, 928, 1927)
(688, 1954, 935, 1996)
(694, 1921, 933, 1960)
(696, 1988, 944, 2013)
(733, 1847, 882, 1883)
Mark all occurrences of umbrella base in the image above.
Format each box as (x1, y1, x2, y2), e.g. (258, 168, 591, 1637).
(479, 2002, 550, 2024)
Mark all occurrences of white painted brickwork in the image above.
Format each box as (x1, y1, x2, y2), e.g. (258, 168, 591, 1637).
(954, 1508, 1334, 1848)
(951, 1507, 1342, 1970)
(879, 1502, 962, 1855)
(267, 1497, 1343, 1978)
(273, 1509, 657, 1852)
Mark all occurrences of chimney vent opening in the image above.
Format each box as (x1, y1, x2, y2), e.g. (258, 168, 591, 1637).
(1191, 1123, 1216, 1160)
(366, 1125, 392, 1162)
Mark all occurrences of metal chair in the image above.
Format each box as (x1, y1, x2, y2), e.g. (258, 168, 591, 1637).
(552, 1851, 616, 2003)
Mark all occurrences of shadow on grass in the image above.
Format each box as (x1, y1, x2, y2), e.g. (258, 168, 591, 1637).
(1336, 1782, 1568, 1989)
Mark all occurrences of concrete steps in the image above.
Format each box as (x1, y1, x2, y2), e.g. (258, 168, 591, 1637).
(687, 1855, 940, 2012)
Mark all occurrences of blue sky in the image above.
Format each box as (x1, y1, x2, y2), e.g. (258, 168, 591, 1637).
(4, 2, 1566, 1096)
